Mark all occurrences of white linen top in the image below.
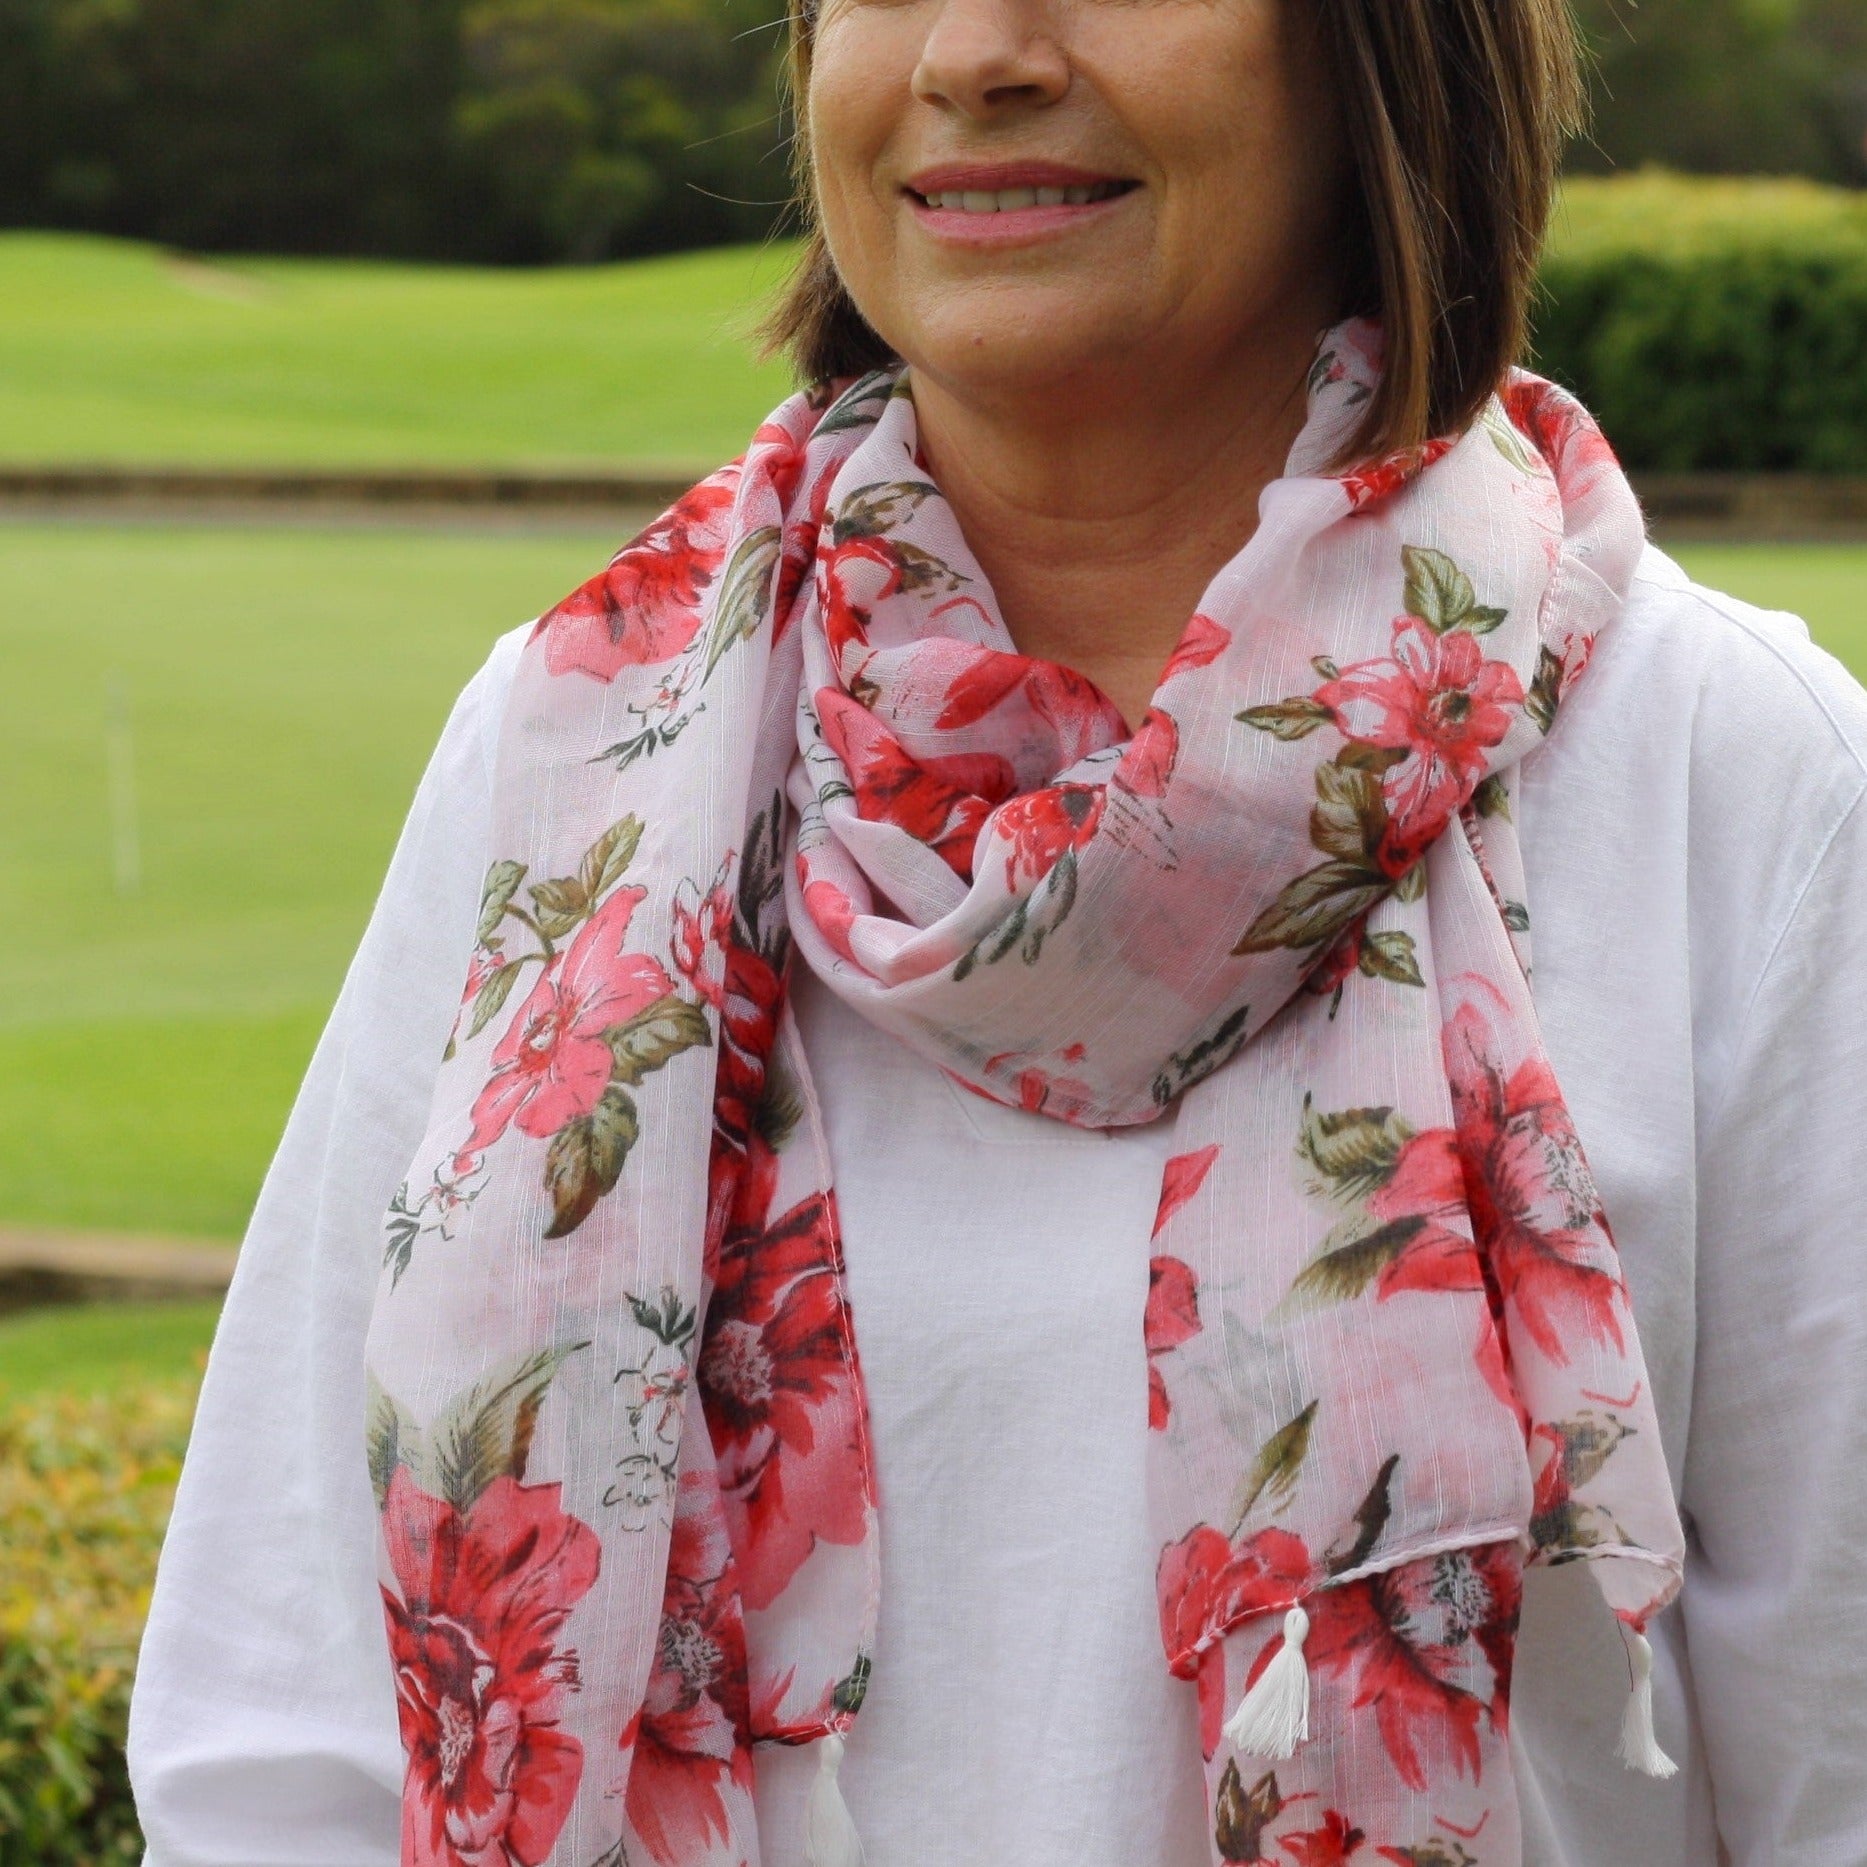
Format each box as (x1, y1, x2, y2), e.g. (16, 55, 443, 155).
(127, 546, 1867, 1867)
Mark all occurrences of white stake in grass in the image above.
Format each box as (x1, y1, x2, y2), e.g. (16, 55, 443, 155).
(106, 673, 142, 897)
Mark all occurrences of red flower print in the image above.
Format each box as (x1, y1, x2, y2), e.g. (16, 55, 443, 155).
(1315, 620, 1523, 866)
(1162, 611, 1232, 682)
(816, 688, 996, 877)
(1158, 1524, 1311, 1674)
(1503, 378, 1622, 488)
(534, 474, 737, 682)
(672, 860, 735, 1012)
(1146, 1255, 1202, 1430)
(1158, 1523, 1311, 1756)
(456, 886, 676, 1172)
(933, 646, 1126, 759)
(1155, 1144, 1221, 1237)
(1363, 1130, 1485, 1300)
(379, 1469, 600, 1867)
(819, 534, 900, 669)
(1117, 707, 1181, 798)
(802, 872, 862, 967)
(1305, 1545, 1520, 1792)
(699, 1139, 870, 1610)
(987, 783, 1105, 888)
(1442, 1001, 1628, 1364)
(1337, 439, 1455, 514)
(1281, 1810, 1369, 1866)
(623, 1471, 753, 1866)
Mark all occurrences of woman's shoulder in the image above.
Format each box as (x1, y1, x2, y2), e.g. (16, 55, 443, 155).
(1612, 544, 1867, 781)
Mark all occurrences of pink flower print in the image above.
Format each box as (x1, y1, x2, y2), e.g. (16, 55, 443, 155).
(456, 886, 676, 1171)
(672, 860, 735, 1011)
(1162, 612, 1232, 682)
(1315, 618, 1523, 866)
(1145, 1256, 1202, 1430)
(533, 474, 737, 682)
(1153, 1145, 1221, 1238)
(1117, 707, 1180, 799)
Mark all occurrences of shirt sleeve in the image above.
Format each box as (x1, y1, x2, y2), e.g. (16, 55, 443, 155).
(1681, 786, 1867, 1865)
(128, 629, 524, 1866)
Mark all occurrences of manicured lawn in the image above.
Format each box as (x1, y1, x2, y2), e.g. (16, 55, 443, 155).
(0, 1299, 219, 1401)
(0, 232, 795, 469)
(0, 521, 616, 1235)
(0, 523, 1860, 1243)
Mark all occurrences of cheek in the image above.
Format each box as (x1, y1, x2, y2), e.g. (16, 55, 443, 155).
(806, 20, 911, 251)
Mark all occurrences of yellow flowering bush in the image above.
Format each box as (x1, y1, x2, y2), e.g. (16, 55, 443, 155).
(0, 1380, 196, 1864)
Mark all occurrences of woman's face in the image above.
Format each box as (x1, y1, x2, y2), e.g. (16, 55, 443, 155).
(807, 0, 1351, 405)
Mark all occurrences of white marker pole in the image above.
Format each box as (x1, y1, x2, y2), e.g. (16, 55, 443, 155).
(106, 673, 142, 897)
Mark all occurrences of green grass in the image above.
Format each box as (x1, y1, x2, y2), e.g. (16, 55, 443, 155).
(0, 232, 797, 468)
(0, 1299, 219, 1401)
(0, 521, 617, 1235)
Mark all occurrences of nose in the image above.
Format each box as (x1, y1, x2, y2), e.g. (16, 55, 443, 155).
(911, 0, 1070, 118)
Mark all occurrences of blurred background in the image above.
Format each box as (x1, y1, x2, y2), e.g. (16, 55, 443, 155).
(1, 0, 1864, 1855)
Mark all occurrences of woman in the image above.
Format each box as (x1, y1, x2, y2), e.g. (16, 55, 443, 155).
(128, 0, 1867, 1863)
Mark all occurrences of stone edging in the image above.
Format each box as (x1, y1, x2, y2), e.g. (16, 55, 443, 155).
(0, 1225, 234, 1314)
(2, 465, 1866, 540)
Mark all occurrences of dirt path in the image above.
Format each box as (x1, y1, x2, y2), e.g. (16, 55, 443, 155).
(0, 1223, 233, 1311)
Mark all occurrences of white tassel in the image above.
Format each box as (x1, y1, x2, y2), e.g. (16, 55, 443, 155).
(1617, 1630, 1679, 1779)
(804, 1732, 865, 1867)
(1222, 1605, 1312, 1759)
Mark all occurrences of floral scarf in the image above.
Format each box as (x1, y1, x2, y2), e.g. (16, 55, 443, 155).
(365, 322, 1684, 1867)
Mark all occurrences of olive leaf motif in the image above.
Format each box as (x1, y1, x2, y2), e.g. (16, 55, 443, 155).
(701, 524, 783, 681)
(1359, 928, 1424, 988)
(370, 1343, 591, 1514)
(832, 479, 940, 544)
(1297, 1095, 1415, 1204)
(1214, 1761, 1286, 1864)
(1236, 695, 1332, 741)
(812, 370, 898, 438)
(1282, 1214, 1431, 1312)
(523, 816, 648, 940)
(1402, 544, 1509, 636)
(1228, 1398, 1318, 1534)
(1472, 773, 1513, 820)
(1234, 756, 1390, 956)
(477, 859, 527, 943)
(1525, 644, 1564, 734)
(604, 993, 713, 1087)
(544, 1083, 641, 1239)
(465, 959, 525, 1041)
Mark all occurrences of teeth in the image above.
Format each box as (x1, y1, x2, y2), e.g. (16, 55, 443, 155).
(922, 182, 1124, 213)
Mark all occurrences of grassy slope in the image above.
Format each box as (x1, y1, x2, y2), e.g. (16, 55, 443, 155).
(0, 232, 795, 468)
(6, 176, 1864, 470)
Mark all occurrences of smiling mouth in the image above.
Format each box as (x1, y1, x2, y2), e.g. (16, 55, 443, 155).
(907, 179, 1138, 213)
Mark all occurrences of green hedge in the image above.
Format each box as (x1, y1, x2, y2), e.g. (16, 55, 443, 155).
(1537, 173, 1867, 473)
(0, 1381, 194, 1865)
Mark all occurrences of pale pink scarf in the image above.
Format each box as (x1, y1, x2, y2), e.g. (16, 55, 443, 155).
(366, 323, 1683, 1867)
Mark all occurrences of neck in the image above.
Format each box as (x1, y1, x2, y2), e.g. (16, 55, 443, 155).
(909, 323, 1323, 729)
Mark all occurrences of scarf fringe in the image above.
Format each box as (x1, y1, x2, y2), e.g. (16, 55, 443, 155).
(1618, 1630, 1679, 1779)
(1222, 1606, 1312, 1759)
(805, 1732, 866, 1866)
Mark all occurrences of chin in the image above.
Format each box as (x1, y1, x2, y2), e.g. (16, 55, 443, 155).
(901, 298, 1145, 399)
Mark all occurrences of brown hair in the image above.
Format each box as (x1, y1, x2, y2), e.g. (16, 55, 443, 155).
(762, 0, 1585, 467)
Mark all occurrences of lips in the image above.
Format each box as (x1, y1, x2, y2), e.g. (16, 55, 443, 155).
(903, 161, 1139, 214)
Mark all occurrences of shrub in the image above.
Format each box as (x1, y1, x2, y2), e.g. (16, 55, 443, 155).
(1537, 174, 1867, 473)
(0, 1380, 196, 1865)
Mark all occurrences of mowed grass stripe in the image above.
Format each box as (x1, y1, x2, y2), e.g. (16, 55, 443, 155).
(0, 526, 1860, 1241)
(0, 232, 796, 469)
